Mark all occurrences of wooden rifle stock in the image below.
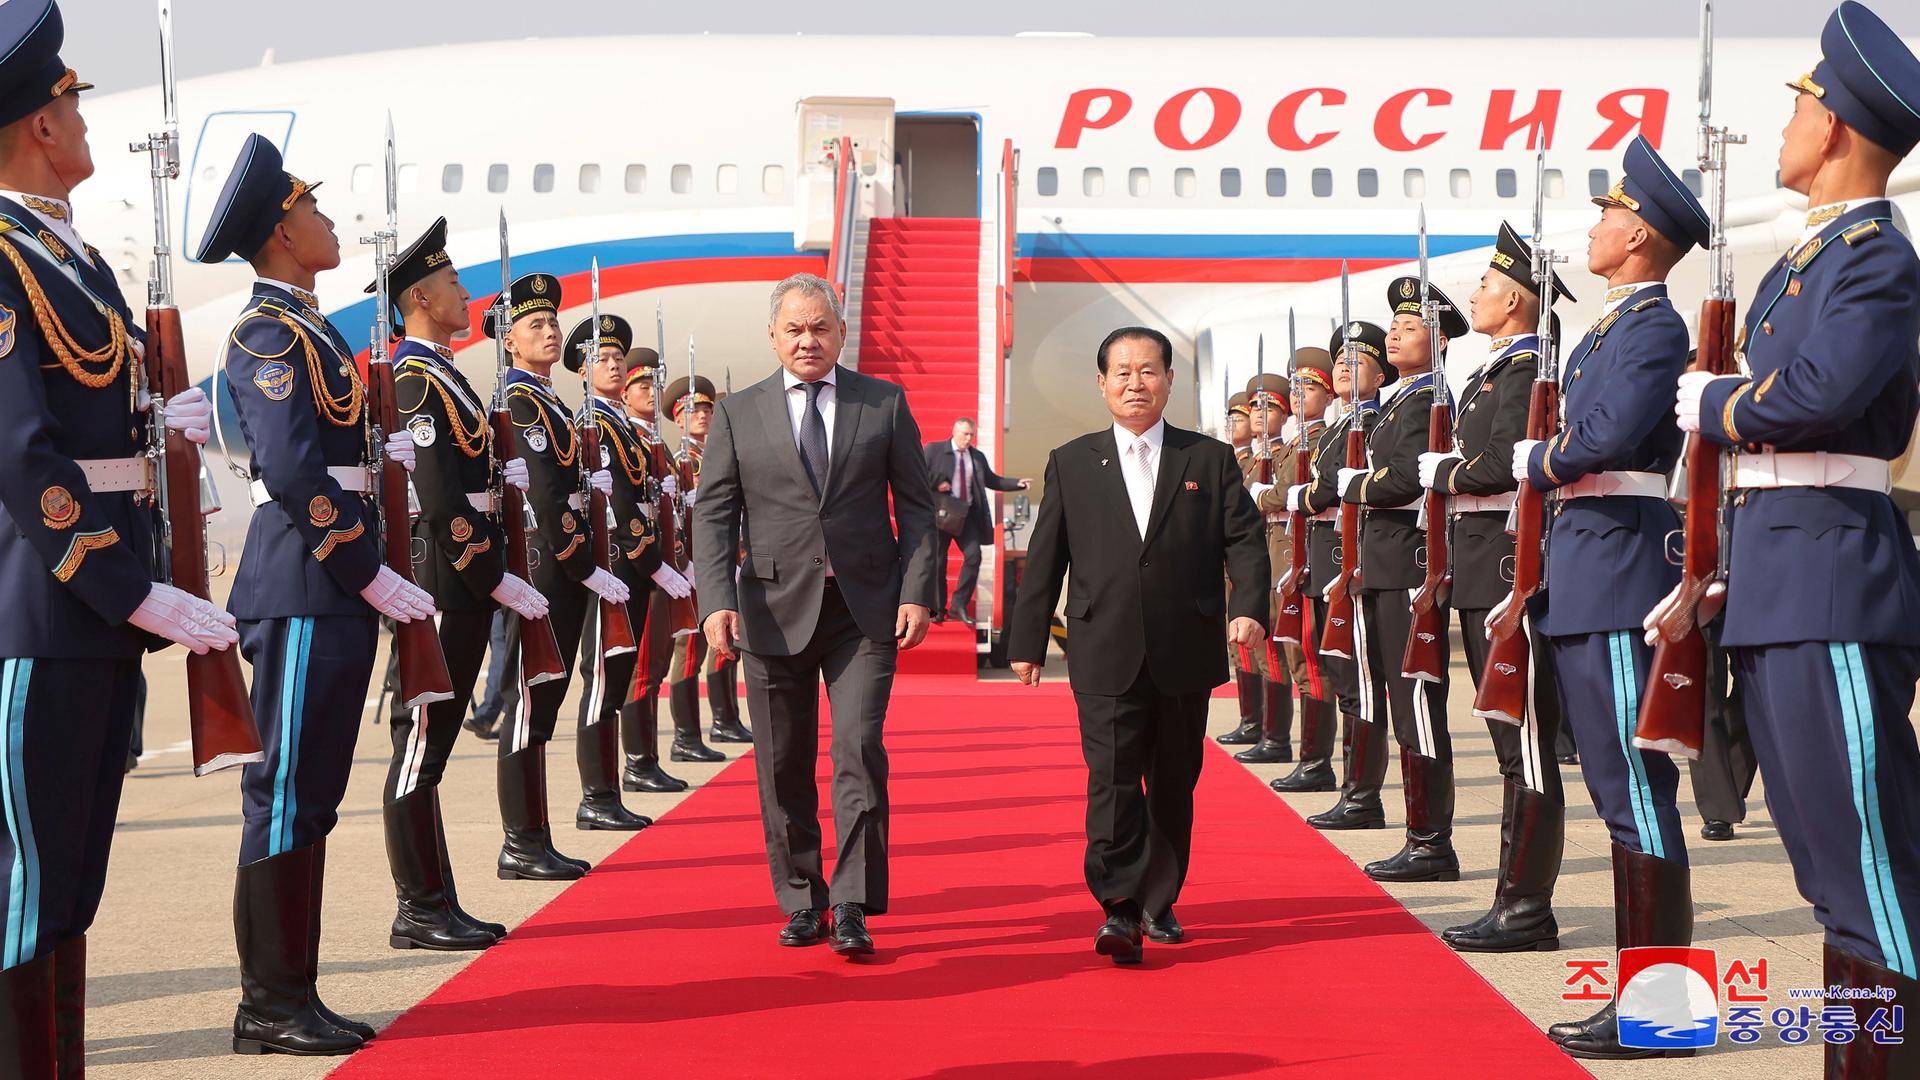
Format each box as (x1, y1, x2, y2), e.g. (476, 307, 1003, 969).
(1318, 422, 1367, 659)
(1403, 397, 1454, 681)
(664, 444, 699, 636)
(1273, 434, 1313, 645)
(582, 420, 637, 656)
(1472, 379, 1557, 725)
(1636, 297, 1736, 759)
(147, 307, 262, 776)
(492, 408, 566, 684)
(367, 356, 454, 709)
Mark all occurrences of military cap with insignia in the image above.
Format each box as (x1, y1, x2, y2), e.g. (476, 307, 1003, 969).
(363, 216, 454, 333)
(481, 272, 561, 338)
(1329, 320, 1394, 382)
(1226, 390, 1252, 418)
(623, 347, 662, 388)
(664, 375, 716, 422)
(1291, 346, 1334, 390)
(1386, 276, 1469, 339)
(191, 133, 323, 264)
(1488, 221, 1575, 303)
(1791, 2, 1920, 156)
(1593, 136, 1711, 251)
(1245, 373, 1291, 413)
(0, 0, 91, 129)
(563, 313, 633, 372)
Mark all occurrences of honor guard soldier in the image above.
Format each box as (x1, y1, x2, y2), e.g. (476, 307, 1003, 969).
(1514, 144, 1702, 1057)
(662, 374, 732, 762)
(195, 133, 434, 1055)
(0, 3, 237, 1069)
(1681, 6, 1920, 1071)
(1415, 257, 1571, 953)
(1218, 390, 1266, 745)
(376, 217, 548, 952)
(485, 272, 633, 880)
(565, 312, 686, 828)
(1234, 372, 1298, 764)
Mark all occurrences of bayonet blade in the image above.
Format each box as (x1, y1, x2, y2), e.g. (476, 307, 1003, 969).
(497, 209, 511, 298)
(1416, 203, 1430, 306)
(588, 257, 603, 376)
(382, 112, 397, 231)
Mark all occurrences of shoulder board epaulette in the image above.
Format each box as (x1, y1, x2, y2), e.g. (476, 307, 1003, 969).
(1627, 295, 1666, 313)
(395, 356, 432, 374)
(1842, 220, 1883, 246)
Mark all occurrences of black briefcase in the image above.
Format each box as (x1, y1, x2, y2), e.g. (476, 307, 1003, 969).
(934, 493, 969, 537)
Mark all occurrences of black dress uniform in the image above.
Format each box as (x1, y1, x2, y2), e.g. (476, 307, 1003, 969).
(613, 352, 689, 794)
(661, 375, 727, 765)
(1235, 372, 1300, 765)
(1219, 391, 1265, 745)
(196, 134, 386, 1055)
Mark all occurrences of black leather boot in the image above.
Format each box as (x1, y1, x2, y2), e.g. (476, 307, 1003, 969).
(1447, 782, 1564, 951)
(305, 838, 376, 1040)
(708, 663, 752, 743)
(52, 936, 82, 1079)
(1235, 681, 1294, 763)
(1558, 843, 1694, 1059)
(668, 679, 725, 762)
(497, 748, 587, 881)
(431, 790, 506, 942)
(577, 717, 652, 831)
(1308, 716, 1387, 830)
(1366, 750, 1459, 881)
(386, 791, 497, 951)
(1, 950, 58, 1075)
(621, 695, 687, 792)
(233, 846, 363, 1055)
(1826, 944, 1920, 1079)
(1271, 696, 1335, 791)
(1216, 670, 1262, 744)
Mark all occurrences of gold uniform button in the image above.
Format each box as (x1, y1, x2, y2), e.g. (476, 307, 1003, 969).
(1762, 322, 1774, 335)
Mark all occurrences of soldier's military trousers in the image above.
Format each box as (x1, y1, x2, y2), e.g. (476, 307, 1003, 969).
(498, 580, 589, 756)
(1549, 630, 1687, 864)
(384, 609, 493, 802)
(1456, 608, 1564, 802)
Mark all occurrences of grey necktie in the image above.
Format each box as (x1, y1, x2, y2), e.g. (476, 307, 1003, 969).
(799, 381, 829, 495)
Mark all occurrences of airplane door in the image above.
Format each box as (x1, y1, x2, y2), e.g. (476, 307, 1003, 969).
(896, 113, 980, 219)
(795, 97, 894, 251)
(183, 110, 296, 263)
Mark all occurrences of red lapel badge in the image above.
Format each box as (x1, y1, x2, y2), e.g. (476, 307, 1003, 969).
(1184, 480, 1199, 491)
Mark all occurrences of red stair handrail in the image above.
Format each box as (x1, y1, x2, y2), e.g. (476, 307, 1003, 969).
(997, 140, 1017, 358)
(826, 135, 857, 298)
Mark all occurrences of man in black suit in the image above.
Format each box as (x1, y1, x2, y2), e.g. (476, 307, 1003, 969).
(925, 418, 1029, 625)
(1008, 326, 1268, 965)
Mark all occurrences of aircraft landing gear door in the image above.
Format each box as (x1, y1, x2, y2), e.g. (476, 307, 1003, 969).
(896, 114, 980, 219)
(183, 110, 296, 263)
(795, 97, 894, 252)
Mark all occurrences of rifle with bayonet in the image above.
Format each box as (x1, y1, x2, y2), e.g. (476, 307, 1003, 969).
(1274, 309, 1312, 645)
(579, 259, 637, 658)
(134, 0, 261, 775)
(1404, 204, 1455, 682)
(669, 335, 701, 638)
(1251, 335, 1273, 486)
(1638, 0, 1741, 760)
(1319, 261, 1366, 660)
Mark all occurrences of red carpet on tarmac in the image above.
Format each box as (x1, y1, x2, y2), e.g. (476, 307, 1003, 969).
(329, 676, 1585, 1079)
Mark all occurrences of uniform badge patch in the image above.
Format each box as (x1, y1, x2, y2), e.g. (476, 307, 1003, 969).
(561, 511, 577, 533)
(527, 427, 549, 453)
(409, 414, 437, 447)
(630, 519, 643, 536)
(450, 516, 473, 542)
(600, 446, 612, 469)
(254, 360, 295, 401)
(0, 304, 16, 359)
(309, 496, 337, 528)
(1787, 279, 1802, 297)
(40, 485, 77, 530)
(36, 230, 68, 264)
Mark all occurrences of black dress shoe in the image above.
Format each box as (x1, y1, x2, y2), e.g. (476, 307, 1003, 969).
(463, 714, 499, 742)
(1556, 752, 1579, 766)
(779, 908, 830, 947)
(1307, 799, 1386, 830)
(1271, 759, 1336, 793)
(1215, 719, 1259, 745)
(1233, 739, 1293, 764)
(670, 738, 727, 764)
(232, 1004, 364, 1056)
(623, 760, 688, 793)
(1699, 819, 1734, 841)
(1094, 910, 1144, 965)
(709, 719, 753, 744)
(575, 794, 653, 831)
(1556, 1002, 1696, 1060)
(1145, 909, 1184, 944)
(946, 609, 976, 627)
(1443, 902, 1559, 953)
(1365, 838, 1461, 882)
(829, 903, 874, 956)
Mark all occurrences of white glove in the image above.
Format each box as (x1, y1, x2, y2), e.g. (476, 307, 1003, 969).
(590, 468, 613, 497)
(682, 486, 699, 508)
(1337, 467, 1367, 494)
(360, 565, 435, 622)
(489, 571, 548, 620)
(637, 501, 655, 520)
(1512, 440, 1542, 484)
(1418, 451, 1461, 490)
(1676, 370, 1733, 434)
(1280, 416, 1300, 444)
(383, 430, 416, 473)
(128, 582, 238, 654)
(161, 387, 212, 446)
(502, 457, 529, 491)
(650, 563, 692, 599)
(1286, 483, 1308, 513)
(584, 567, 630, 604)
(1248, 481, 1274, 502)
(660, 474, 679, 499)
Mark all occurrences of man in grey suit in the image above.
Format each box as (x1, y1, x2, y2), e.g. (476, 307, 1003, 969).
(695, 272, 938, 957)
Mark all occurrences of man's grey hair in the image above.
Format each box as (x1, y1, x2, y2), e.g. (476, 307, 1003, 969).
(767, 273, 845, 325)
(953, 417, 976, 429)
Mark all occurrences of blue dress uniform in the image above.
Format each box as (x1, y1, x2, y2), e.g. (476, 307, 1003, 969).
(1522, 139, 1705, 1060)
(194, 134, 383, 1056)
(1693, 8, 1920, 1071)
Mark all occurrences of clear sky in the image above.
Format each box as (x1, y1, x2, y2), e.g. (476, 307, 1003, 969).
(68, 0, 1842, 89)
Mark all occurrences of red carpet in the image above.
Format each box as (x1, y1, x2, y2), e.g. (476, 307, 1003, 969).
(329, 676, 1585, 1079)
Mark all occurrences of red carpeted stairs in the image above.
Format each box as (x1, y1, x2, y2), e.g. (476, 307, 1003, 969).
(857, 217, 985, 676)
(329, 677, 1590, 1080)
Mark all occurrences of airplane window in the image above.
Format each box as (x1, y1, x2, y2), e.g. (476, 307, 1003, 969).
(351, 164, 372, 194)
(1265, 168, 1286, 197)
(579, 164, 601, 193)
(1312, 169, 1332, 197)
(1450, 169, 1471, 198)
(763, 165, 786, 195)
(1220, 168, 1241, 197)
(1496, 169, 1517, 198)
(1544, 169, 1564, 198)
(398, 164, 419, 194)
(1404, 169, 1425, 198)
(1357, 169, 1378, 198)
(1129, 168, 1150, 197)
(671, 165, 692, 194)
(487, 164, 508, 193)
(1083, 168, 1104, 197)
(533, 164, 555, 194)
(1682, 169, 1704, 197)
(1036, 167, 1057, 196)
(442, 164, 463, 194)
(1589, 169, 1610, 196)
(1174, 168, 1196, 198)
(717, 165, 739, 195)
(625, 165, 646, 194)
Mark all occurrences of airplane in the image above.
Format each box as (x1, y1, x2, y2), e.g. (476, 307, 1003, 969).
(72, 30, 1920, 651)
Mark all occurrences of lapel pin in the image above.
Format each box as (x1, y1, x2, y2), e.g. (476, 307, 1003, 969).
(1100, 458, 1109, 467)
(1184, 480, 1199, 490)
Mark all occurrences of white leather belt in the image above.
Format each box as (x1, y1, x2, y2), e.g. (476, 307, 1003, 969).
(1310, 509, 1336, 523)
(1453, 492, 1517, 514)
(1560, 470, 1667, 501)
(77, 456, 154, 494)
(468, 491, 498, 512)
(250, 466, 373, 508)
(1732, 451, 1891, 494)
